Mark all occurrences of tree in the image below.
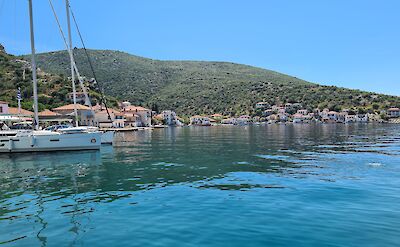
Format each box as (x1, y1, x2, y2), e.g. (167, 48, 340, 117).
(357, 108, 366, 114)
(151, 103, 159, 113)
(348, 110, 356, 115)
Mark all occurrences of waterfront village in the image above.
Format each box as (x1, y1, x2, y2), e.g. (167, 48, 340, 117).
(1, 98, 400, 129)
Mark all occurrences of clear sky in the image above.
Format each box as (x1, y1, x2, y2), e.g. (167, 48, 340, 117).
(0, 0, 399, 95)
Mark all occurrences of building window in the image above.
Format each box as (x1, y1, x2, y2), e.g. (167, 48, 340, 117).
(0, 106, 2, 113)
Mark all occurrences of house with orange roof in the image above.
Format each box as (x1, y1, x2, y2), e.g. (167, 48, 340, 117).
(38, 109, 61, 119)
(37, 109, 71, 125)
(92, 103, 104, 112)
(123, 112, 141, 127)
(122, 105, 151, 127)
(8, 107, 34, 117)
(210, 113, 224, 119)
(292, 113, 305, 123)
(387, 107, 400, 118)
(53, 104, 95, 126)
(53, 104, 91, 113)
(95, 109, 125, 128)
(236, 115, 251, 125)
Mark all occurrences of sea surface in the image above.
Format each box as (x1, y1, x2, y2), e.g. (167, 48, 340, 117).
(1, 124, 400, 246)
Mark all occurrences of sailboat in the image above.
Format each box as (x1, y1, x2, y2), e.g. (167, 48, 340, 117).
(60, 0, 114, 145)
(0, 0, 101, 153)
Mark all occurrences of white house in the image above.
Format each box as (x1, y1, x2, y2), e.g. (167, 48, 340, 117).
(121, 101, 132, 108)
(162, 110, 183, 126)
(327, 111, 339, 121)
(122, 106, 152, 127)
(221, 118, 237, 125)
(356, 114, 368, 123)
(337, 112, 347, 123)
(278, 113, 288, 122)
(278, 107, 286, 115)
(297, 109, 308, 115)
(264, 109, 273, 117)
(255, 102, 270, 109)
(163, 110, 176, 125)
(320, 108, 330, 119)
(95, 109, 126, 128)
(123, 112, 141, 127)
(345, 115, 356, 123)
(190, 115, 211, 126)
(292, 113, 304, 123)
(237, 115, 251, 125)
(0, 101, 9, 115)
(387, 108, 400, 118)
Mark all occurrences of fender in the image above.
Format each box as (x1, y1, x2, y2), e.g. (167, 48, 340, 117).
(30, 135, 36, 147)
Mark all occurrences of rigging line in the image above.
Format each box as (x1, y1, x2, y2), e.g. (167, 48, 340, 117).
(68, 2, 112, 121)
(48, 0, 93, 111)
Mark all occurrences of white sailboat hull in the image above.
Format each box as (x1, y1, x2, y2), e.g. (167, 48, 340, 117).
(70, 126, 114, 145)
(0, 131, 101, 153)
(101, 131, 114, 144)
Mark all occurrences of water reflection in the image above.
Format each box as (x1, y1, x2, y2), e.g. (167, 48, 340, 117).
(2, 125, 399, 200)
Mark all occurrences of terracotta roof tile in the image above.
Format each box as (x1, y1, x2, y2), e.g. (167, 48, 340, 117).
(53, 104, 91, 111)
(38, 109, 60, 117)
(97, 109, 121, 114)
(123, 106, 150, 112)
(8, 107, 34, 116)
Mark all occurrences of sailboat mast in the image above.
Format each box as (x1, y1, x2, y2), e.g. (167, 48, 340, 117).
(28, 0, 39, 130)
(65, 0, 78, 127)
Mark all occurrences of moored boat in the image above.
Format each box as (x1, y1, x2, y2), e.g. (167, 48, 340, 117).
(62, 126, 114, 144)
(0, 129, 100, 153)
(0, 0, 101, 153)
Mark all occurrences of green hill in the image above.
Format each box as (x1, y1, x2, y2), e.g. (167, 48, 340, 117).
(18, 48, 400, 116)
(0, 45, 117, 111)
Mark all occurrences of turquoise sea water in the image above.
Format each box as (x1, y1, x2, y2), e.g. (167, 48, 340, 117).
(1, 124, 400, 246)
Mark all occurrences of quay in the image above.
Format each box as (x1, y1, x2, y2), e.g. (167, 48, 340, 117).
(99, 126, 167, 132)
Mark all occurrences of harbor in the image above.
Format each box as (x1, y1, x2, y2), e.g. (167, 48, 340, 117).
(1, 124, 400, 246)
(1, 0, 400, 246)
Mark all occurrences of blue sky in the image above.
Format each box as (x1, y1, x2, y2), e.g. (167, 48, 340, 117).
(1, 0, 399, 95)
